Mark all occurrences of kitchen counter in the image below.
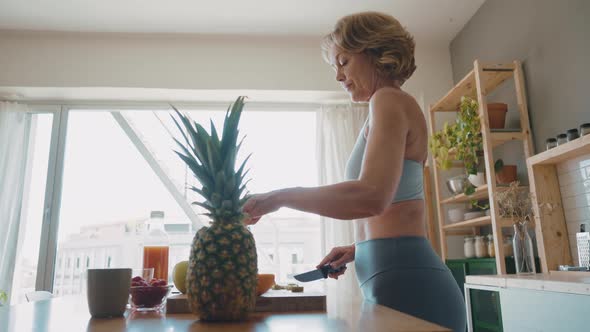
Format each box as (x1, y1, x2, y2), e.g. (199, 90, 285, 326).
(465, 272, 590, 295)
(464, 272, 590, 331)
(0, 295, 450, 332)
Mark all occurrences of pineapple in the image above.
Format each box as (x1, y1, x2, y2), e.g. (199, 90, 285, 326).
(170, 96, 257, 321)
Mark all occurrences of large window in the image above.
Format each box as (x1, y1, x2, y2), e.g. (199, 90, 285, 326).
(12, 105, 323, 301)
(10, 113, 54, 304)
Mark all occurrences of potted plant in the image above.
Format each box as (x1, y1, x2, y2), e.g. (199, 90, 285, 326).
(430, 96, 484, 198)
(494, 181, 536, 274)
(495, 159, 518, 184)
(430, 96, 483, 175)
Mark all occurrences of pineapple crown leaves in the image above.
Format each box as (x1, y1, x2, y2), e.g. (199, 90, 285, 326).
(170, 96, 252, 223)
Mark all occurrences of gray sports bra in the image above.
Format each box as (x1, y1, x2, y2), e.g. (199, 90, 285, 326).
(344, 119, 424, 202)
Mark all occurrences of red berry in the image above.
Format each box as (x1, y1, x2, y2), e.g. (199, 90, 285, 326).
(132, 276, 143, 282)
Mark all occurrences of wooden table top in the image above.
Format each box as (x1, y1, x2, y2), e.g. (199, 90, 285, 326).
(0, 295, 450, 332)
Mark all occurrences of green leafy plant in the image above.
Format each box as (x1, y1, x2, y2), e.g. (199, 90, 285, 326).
(429, 121, 458, 170)
(429, 96, 483, 175)
(470, 199, 490, 211)
(0, 290, 7, 306)
(455, 96, 483, 175)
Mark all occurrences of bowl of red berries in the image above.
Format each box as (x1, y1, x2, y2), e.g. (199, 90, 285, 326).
(129, 276, 172, 311)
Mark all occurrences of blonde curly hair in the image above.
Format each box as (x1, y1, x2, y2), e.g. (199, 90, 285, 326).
(322, 12, 416, 84)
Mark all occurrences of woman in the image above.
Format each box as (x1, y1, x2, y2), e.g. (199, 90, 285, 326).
(243, 12, 466, 331)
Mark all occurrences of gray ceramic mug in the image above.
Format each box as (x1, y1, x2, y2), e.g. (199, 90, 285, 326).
(87, 268, 131, 318)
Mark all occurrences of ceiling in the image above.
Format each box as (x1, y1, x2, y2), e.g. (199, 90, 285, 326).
(0, 0, 485, 43)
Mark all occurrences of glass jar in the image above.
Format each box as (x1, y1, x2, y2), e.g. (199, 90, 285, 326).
(464, 237, 475, 258)
(545, 138, 557, 150)
(487, 234, 496, 258)
(503, 235, 514, 257)
(567, 128, 579, 141)
(474, 236, 487, 258)
(556, 133, 568, 146)
(143, 211, 170, 281)
(580, 123, 590, 136)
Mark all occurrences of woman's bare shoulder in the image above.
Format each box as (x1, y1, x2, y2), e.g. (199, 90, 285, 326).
(370, 87, 421, 119)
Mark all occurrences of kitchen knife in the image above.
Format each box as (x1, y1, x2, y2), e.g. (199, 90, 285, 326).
(293, 264, 346, 282)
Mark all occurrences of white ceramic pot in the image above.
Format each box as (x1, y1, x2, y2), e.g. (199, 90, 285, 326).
(468, 172, 486, 187)
(448, 208, 467, 223)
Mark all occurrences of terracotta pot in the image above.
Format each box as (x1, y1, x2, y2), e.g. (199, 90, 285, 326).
(496, 165, 517, 184)
(487, 103, 508, 129)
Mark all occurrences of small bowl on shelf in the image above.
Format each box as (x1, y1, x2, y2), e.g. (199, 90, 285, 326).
(464, 211, 486, 220)
(446, 176, 467, 195)
(448, 208, 467, 223)
(129, 285, 172, 312)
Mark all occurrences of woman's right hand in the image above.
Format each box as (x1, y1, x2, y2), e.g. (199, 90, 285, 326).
(317, 245, 355, 280)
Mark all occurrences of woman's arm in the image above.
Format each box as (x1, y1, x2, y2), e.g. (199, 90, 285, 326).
(243, 89, 412, 223)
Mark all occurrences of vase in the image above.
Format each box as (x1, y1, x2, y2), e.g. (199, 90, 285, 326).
(513, 222, 536, 275)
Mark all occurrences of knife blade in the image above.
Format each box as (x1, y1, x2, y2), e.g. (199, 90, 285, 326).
(293, 264, 346, 282)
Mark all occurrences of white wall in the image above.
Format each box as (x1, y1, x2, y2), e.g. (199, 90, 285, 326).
(0, 31, 336, 92)
(0, 30, 452, 105)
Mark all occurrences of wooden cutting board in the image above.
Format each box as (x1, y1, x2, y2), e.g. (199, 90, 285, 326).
(167, 290, 326, 314)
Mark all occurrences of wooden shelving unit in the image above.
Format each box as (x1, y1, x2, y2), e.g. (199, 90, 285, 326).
(428, 60, 535, 275)
(527, 134, 590, 272)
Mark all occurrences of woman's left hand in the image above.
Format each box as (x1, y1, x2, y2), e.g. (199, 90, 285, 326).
(242, 191, 282, 225)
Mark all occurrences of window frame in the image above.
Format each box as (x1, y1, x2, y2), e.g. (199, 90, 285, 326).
(27, 101, 321, 293)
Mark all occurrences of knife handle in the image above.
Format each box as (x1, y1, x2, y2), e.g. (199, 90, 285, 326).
(321, 264, 346, 278)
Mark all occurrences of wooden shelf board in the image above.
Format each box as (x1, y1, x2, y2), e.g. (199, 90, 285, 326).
(443, 216, 491, 230)
(441, 185, 489, 204)
(443, 216, 531, 232)
(490, 131, 525, 148)
(527, 135, 590, 166)
(498, 217, 535, 229)
(430, 63, 514, 113)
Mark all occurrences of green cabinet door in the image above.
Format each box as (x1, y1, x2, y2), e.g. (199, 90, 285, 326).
(470, 289, 503, 332)
(446, 260, 468, 295)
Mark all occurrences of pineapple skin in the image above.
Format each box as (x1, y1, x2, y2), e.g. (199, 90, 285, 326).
(186, 222, 258, 321)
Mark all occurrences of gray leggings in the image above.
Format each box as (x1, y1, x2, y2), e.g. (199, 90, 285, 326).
(355, 236, 466, 332)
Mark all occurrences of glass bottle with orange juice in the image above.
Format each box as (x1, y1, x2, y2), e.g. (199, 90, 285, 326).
(143, 211, 169, 281)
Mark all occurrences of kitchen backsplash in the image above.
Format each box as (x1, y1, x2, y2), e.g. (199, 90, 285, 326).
(557, 153, 590, 264)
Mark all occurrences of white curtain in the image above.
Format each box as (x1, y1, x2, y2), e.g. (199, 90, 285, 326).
(0, 102, 31, 301)
(316, 103, 368, 311)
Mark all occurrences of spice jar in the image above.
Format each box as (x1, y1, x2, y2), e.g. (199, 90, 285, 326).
(503, 235, 514, 257)
(474, 236, 487, 258)
(546, 138, 557, 150)
(567, 128, 580, 141)
(464, 237, 475, 258)
(580, 123, 590, 136)
(487, 234, 496, 258)
(556, 133, 568, 146)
